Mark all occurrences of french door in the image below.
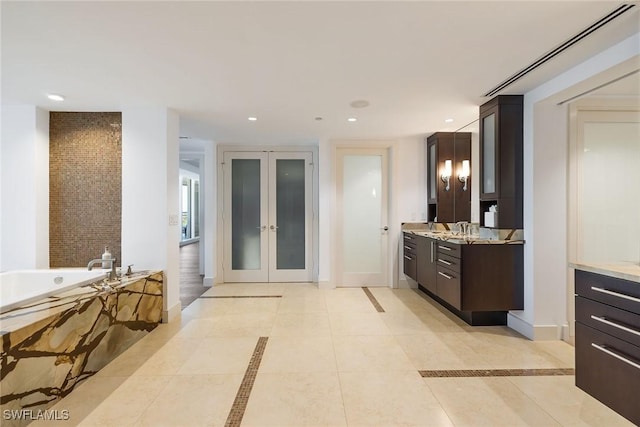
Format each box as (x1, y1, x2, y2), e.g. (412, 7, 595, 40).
(223, 151, 313, 282)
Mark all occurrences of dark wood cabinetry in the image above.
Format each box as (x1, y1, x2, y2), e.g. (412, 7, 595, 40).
(575, 270, 640, 425)
(426, 132, 471, 223)
(479, 95, 523, 229)
(403, 233, 418, 281)
(403, 231, 523, 326)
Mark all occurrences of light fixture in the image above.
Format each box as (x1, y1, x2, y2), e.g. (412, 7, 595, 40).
(347, 117, 357, 122)
(441, 159, 452, 191)
(444, 118, 454, 123)
(458, 159, 470, 191)
(248, 117, 257, 121)
(47, 93, 65, 101)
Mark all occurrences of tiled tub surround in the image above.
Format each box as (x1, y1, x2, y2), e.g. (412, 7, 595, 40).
(0, 271, 163, 426)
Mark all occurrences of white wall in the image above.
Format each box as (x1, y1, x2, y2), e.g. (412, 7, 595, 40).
(203, 142, 217, 285)
(0, 106, 49, 270)
(122, 108, 180, 322)
(508, 32, 639, 340)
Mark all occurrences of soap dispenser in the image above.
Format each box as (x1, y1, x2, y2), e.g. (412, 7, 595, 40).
(101, 246, 112, 269)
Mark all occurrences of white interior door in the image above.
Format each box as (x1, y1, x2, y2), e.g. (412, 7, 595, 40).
(223, 151, 313, 283)
(336, 148, 389, 287)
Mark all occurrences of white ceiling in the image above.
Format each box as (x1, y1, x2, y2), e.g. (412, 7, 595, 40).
(2, 1, 639, 147)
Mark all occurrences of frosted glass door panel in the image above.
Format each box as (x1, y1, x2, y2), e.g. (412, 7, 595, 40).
(275, 159, 305, 270)
(343, 155, 382, 273)
(482, 113, 496, 194)
(231, 159, 261, 270)
(578, 114, 640, 264)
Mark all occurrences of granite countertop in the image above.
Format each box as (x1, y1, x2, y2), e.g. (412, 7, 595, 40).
(570, 262, 640, 284)
(406, 229, 524, 245)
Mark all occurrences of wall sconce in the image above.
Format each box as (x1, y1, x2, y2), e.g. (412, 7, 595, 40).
(441, 159, 452, 191)
(458, 159, 470, 191)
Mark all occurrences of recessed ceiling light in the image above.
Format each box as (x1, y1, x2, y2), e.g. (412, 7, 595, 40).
(347, 118, 357, 122)
(350, 100, 370, 108)
(248, 117, 257, 121)
(47, 93, 65, 101)
(445, 118, 454, 123)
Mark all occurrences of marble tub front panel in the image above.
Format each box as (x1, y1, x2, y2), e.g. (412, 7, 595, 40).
(0, 272, 163, 426)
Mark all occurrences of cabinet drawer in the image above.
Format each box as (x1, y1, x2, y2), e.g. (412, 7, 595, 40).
(576, 296, 640, 347)
(437, 252, 461, 273)
(576, 270, 640, 316)
(403, 253, 417, 281)
(576, 323, 640, 425)
(436, 240, 461, 258)
(436, 267, 461, 309)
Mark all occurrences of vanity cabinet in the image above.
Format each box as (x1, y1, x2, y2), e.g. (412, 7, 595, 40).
(403, 233, 418, 281)
(403, 235, 524, 325)
(575, 270, 640, 425)
(479, 95, 523, 229)
(426, 132, 471, 223)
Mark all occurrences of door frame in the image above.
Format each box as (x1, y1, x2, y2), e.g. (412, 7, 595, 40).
(216, 145, 319, 284)
(330, 140, 399, 289)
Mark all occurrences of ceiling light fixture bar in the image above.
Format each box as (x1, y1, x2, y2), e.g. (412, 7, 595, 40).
(483, 3, 636, 97)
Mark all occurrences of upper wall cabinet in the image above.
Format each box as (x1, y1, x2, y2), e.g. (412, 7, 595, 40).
(479, 95, 523, 229)
(426, 132, 471, 223)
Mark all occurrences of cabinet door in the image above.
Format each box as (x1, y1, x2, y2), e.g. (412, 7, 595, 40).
(417, 237, 437, 293)
(480, 105, 499, 199)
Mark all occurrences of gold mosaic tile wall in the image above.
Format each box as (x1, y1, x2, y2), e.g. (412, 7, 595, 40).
(49, 112, 122, 268)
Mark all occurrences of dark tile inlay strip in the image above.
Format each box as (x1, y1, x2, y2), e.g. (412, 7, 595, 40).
(225, 336, 269, 427)
(419, 368, 575, 378)
(362, 287, 385, 312)
(199, 295, 283, 299)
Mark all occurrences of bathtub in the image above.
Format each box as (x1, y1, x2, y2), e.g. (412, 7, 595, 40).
(0, 269, 108, 314)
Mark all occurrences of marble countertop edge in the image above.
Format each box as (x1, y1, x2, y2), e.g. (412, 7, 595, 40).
(569, 262, 640, 283)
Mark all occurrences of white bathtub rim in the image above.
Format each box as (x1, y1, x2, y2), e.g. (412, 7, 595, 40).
(0, 269, 108, 315)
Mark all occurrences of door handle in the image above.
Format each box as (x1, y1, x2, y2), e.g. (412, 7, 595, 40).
(381, 226, 389, 231)
(270, 225, 279, 231)
(256, 225, 266, 231)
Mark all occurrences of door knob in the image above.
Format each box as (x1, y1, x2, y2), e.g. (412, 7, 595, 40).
(270, 225, 279, 231)
(256, 225, 266, 231)
(381, 226, 389, 231)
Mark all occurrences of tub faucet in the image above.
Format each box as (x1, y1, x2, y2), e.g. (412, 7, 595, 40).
(456, 221, 470, 236)
(87, 257, 119, 281)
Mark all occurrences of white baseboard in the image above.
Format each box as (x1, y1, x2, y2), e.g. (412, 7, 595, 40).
(507, 312, 564, 341)
(162, 301, 182, 324)
(203, 276, 215, 287)
(318, 280, 335, 290)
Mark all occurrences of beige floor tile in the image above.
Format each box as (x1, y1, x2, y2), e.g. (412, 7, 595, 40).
(30, 376, 128, 427)
(178, 336, 259, 375)
(95, 341, 164, 377)
(323, 289, 378, 313)
(425, 376, 562, 426)
(77, 376, 172, 426)
(332, 334, 415, 372)
(270, 312, 331, 336)
(225, 297, 281, 314)
(329, 311, 392, 336)
(395, 332, 494, 370)
(259, 335, 338, 373)
(531, 340, 576, 368)
(340, 371, 454, 427)
(180, 298, 236, 318)
(204, 312, 276, 337)
(508, 375, 635, 426)
(241, 372, 347, 426)
(380, 311, 437, 335)
(133, 374, 243, 427)
(281, 283, 322, 297)
(132, 336, 202, 376)
(277, 294, 327, 313)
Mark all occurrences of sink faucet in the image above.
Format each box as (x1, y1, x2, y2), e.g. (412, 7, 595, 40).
(87, 257, 119, 282)
(456, 221, 470, 236)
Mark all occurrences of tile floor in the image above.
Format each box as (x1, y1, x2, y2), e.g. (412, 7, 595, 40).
(32, 283, 633, 426)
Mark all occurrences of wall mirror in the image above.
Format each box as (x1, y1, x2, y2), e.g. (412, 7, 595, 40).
(453, 119, 479, 223)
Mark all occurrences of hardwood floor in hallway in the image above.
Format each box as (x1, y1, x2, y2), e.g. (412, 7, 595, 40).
(179, 242, 206, 309)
